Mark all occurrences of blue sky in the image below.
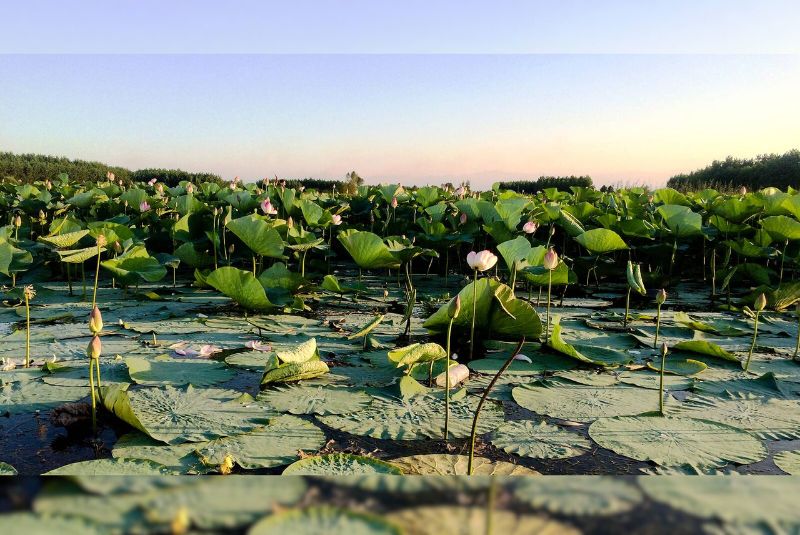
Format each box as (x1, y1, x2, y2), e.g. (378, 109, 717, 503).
(1, 3, 799, 187)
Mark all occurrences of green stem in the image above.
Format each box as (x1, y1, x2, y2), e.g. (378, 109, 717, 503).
(659, 347, 666, 416)
(486, 475, 497, 535)
(301, 249, 307, 278)
(780, 239, 788, 285)
(744, 312, 760, 372)
(444, 318, 454, 442)
(468, 338, 525, 475)
(545, 270, 552, 344)
(24, 294, 30, 368)
(470, 270, 478, 359)
(91, 244, 101, 309)
(89, 361, 97, 432)
(624, 287, 631, 328)
(794, 310, 800, 360)
(654, 303, 662, 349)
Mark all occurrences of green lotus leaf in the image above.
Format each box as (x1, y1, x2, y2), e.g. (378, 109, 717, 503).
(761, 215, 800, 241)
(226, 214, 284, 258)
(387, 342, 446, 368)
(102, 383, 265, 444)
(658, 204, 703, 237)
(282, 453, 401, 475)
(174, 241, 213, 268)
(275, 337, 318, 363)
(513, 477, 643, 516)
(101, 245, 166, 283)
(0, 513, 103, 535)
(387, 506, 578, 535)
(0, 461, 17, 475)
(490, 420, 591, 459)
(574, 228, 628, 254)
(672, 340, 738, 362)
(125, 356, 235, 387)
(589, 415, 767, 468)
(337, 229, 401, 269)
(497, 235, 532, 272)
(38, 229, 90, 248)
(347, 314, 386, 340)
(206, 266, 275, 310)
(249, 507, 403, 535)
(774, 450, 800, 475)
(646, 358, 707, 376)
(261, 360, 329, 385)
(257, 262, 304, 292)
(468, 354, 576, 375)
(258, 385, 371, 415)
(319, 274, 360, 294)
(547, 319, 630, 367)
(512, 381, 653, 422)
(43, 458, 176, 476)
(391, 454, 538, 476)
(112, 432, 208, 473)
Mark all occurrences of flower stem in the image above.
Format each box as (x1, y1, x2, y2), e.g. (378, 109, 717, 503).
(91, 244, 102, 309)
(744, 312, 760, 372)
(545, 270, 552, 344)
(468, 338, 525, 475)
(659, 347, 666, 416)
(624, 287, 631, 328)
(654, 303, 662, 349)
(24, 294, 30, 368)
(470, 269, 478, 359)
(89, 361, 97, 432)
(444, 318, 454, 442)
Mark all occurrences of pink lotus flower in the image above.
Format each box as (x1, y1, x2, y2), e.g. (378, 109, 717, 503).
(331, 214, 342, 226)
(261, 198, 278, 215)
(147, 178, 157, 186)
(139, 201, 150, 212)
(455, 186, 465, 198)
(513, 353, 532, 363)
(459, 212, 468, 225)
(185, 183, 195, 194)
(172, 343, 222, 358)
(245, 341, 272, 352)
(543, 248, 559, 270)
(107, 171, 115, 181)
(466, 250, 498, 272)
(523, 221, 538, 234)
(391, 197, 398, 208)
(156, 183, 164, 194)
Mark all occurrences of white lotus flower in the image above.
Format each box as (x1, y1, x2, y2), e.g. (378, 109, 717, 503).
(466, 250, 498, 272)
(435, 363, 470, 388)
(523, 221, 538, 234)
(245, 341, 272, 352)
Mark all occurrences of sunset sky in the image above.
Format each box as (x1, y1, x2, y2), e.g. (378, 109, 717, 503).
(1, 2, 799, 188)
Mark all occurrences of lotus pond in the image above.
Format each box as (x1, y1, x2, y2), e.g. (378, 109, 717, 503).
(2, 178, 800, 530)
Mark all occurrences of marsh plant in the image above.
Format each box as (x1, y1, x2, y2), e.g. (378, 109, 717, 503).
(23, 285, 35, 368)
(542, 248, 559, 343)
(654, 289, 667, 348)
(444, 294, 460, 442)
(744, 293, 767, 372)
(658, 342, 668, 415)
(466, 250, 498, 358)
(88, 306, 104, 431)
(624, 261, 646, 328)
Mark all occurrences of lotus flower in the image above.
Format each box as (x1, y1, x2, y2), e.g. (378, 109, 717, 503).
(513, 353, 532, 363)
(89, 306, 103, 335)
(87, 336, 102, 360)
(260, 198, 278, 215)
(106, 171, 115, 181)
(435, 363, 469, 388)
(139, 201, 150, 212)
(147, 178, 157, 186)
(391, 197, 398, 208)
(185, 183, 195, 194)
(455, 186, 465, 198)
(460, 212, 468, 225)
(656, 289, 667, 305)
(447, 295, 461, 319)
(172, 343, 222, 358)
(245, 340, 272, 352)
(523, 221, 538, 234)
(466, 250, 498, 272)
(156, 183, 164, 194)
(331, 214, 342, 226)
(543, 248, 559, 270)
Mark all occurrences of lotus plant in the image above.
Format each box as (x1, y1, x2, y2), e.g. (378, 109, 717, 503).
(87, 334, 102, 431)
(744, 293, 766, 372)
(654, 289, 666, 348)
(23, 285, 35, 368)
(444, 295, 460, 441)
(543, 248, 559, 343)
(466, 250, 498, 358)
(658, 342, 668, 415)
(624, 261, 646, 328)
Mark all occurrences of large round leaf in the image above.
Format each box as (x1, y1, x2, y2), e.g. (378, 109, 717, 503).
(337, 229, 400, 269)
(226, 214, 284, 258)
(206, 266, 274, 310)
(258, 385, 371, 415)
(387, 506, 579, 535)
(282, 453, 401, 475)
(43, 458, 175, 476)
(774, 449, 800, 475)
(391, 454, 538, 476)
(574, 228, 628, 254)
(490, 420, 590, 459)
(761, 215, 800, 241)
(513, 477, 642, 516)
(248, 507, 403, 535)
(512, 382, 654, 422)
(125, 356, 235, 386)
(589, 415, 767, 468)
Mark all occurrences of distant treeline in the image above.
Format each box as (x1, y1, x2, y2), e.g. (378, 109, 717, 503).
(497, 176, 593, 194)
(667, 150, 800, 192)
(0, 152, 223, 187)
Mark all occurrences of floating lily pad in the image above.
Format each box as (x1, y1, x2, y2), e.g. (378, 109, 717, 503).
(249, 507, 403, 535)
(0, 378, 87, 415)
(773, 450, 800, 475)
(0, 461, 17, 475)
(513, 477, 642, 515)
(673, 340, 739, 362)
(225, 350, 273, 369)
(555, 370, 619, 386)
(668, 392, 800, 440)
(258, 385, 370, 415)
(112, 432, 207, 473)
(0, 513, 102, 535)
(42, 360, 131, 387)
(646, 358, 707, 376)
(194, 415, 325, 470)
(617, 372, 693, 391)
(512, 382, 653, 422)
(391, 454, 538, 476)
(102, 384, 266, 444)
(491, 420, 591, 459)
(283, 453, 402, 475)
(468, 353, 576, 375)
(589, 416, 767, 469)
(693, 372, 790, 398)
(548, 320, 631, 367)
(318, 394, 503, 440)
(43, 458, 176, 476)
(386, 506, 580, 535)
(125, 356, 235, 386)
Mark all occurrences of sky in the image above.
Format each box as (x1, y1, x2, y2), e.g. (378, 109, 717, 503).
(1, 2, 799, 188)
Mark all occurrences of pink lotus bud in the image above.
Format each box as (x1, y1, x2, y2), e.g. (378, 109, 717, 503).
(466, 250, 498, 272)
(656, 289, 667, 305)
(147, 178, 157, 186)
(287, 216, 294, 229)
(447, 295, 461, 319)
(391, 197, 398, 209)
(260, 198, 278, 215)
(89, 306, 103, 335)
(543, 248, 559, 270)
(331, 214, 342, 226)
(460, 212, 468, 225)
(185, 183, 195, 194)
(87, 335, 102, 360)
(139, 201, 150, 212)
(523, 221, 538, 234)
(754, 293, 767, 312)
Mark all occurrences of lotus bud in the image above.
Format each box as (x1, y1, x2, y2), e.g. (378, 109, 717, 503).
(45, 180, 52, 190)
(89, 306, 103, 335)
(96, 234, 107, 248)
(331, 214, 342, 226)
(124, 200, 128, 208)
(23, 285, 36, 301)
(656, 288, 667, 305)
(391, 197, 398, 208)
(139, 201, 150, 212)
(87, 335, 102, 360)
(660, 342, 668, 358)
(228, 244, 235, 255)
(156, 183, 164, 194)
(543, 248, 559, 270)
(523, 221, 538, 234)
(38, 210, 46, 222)
(434, 363, 469, 388)
(106, 171, 115, 181)
(113, 241, 123, 254)
(447, 295, 461, 319)
(383, 289, 389, 299)
(466, 250, 498, 272)
(186, 183, 194, 194)
(287, 217, 294, 229)
(754, 293, 767, 312)
(13, 214, 21, 228)
(740, 186, 747, 195)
